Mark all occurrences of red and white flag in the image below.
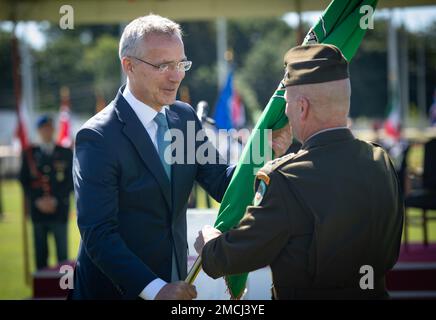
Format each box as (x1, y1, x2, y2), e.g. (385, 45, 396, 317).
(57, 87, 72, 148)
(384, 103, 401, 140)
(231, 89, 246, 129)
(15, 99, 30, 151)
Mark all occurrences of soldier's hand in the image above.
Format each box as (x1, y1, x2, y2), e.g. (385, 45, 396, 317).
(36, 196, 57, 214)
(270, 121, 292, 158)
(194, 225, 221, 255)
(45, 196, 57, 213)
(154, 281, 197, 300)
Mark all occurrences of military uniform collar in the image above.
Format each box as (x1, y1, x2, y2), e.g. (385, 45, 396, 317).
(301, 127, 354, 151)
(39, 142, 56, 155)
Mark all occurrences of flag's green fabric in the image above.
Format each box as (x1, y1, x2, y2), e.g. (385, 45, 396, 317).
(212, 0, 379, 299)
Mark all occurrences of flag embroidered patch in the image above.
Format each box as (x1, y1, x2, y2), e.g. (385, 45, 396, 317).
(253, 180, 267, 206)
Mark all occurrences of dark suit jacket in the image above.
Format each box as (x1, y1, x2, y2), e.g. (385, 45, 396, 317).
(202, 129, 403, 299)
(19, 145, 73, 223)
(70, 86, 233, 299)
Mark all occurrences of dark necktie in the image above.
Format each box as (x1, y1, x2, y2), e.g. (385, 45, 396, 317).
(154, 112, 178, 280)
(153, 112, 171, 181)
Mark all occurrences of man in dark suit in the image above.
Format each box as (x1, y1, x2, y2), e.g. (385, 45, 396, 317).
(195, 44, 404, 300)
(19, 115, 73, 270)
(70, 14, 291, 300)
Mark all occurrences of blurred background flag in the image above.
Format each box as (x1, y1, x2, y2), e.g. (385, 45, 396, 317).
(11, 29, 32, 286)
(384, 14, 402, 140)
(187, 0, 379, 299)
(384, 101, 401, 139)
(231, 89, 246, 129)
(12, 33, 30, 152)
(214, 71, 234, 130)
(56, 86, 72, 148)
(15, 100, 30, 152)
(214, 70, 246, 130)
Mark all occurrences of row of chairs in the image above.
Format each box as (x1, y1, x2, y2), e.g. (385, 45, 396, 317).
(403, 138, 436, 247)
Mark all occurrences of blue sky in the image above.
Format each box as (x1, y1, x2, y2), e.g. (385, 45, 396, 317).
(2, 5, 436, 50)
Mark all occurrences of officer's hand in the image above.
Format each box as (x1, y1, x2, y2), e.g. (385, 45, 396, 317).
(45, 196, 57, 213)
(154, 281, 197, 300)
(36, 196, 57, 214)
(194, 225, 221, 255)
(270, 121, 292, 158)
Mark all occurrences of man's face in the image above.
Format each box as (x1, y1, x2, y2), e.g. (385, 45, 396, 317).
(38, 122, 54, 143)
(128, 33, 186, 110)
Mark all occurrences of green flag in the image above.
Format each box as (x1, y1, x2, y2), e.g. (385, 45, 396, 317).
(188, 0, 378, 299)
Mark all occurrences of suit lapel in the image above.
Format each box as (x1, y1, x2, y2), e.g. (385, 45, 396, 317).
(114, 87, 172, 210)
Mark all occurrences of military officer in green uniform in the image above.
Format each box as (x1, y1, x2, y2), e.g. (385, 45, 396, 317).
(19, 115, 74, 270)
(194, 44, 404, 300)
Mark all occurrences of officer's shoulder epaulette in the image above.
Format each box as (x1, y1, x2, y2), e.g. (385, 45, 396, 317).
(255, 152, 296, 187)
(255, 160, 275, 188)
(272, 152, 297, 170)
(255, 168, 271, 188)
(368, 141, 384, 149)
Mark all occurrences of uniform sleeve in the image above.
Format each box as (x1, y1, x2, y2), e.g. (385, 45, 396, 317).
(201, 171, 293, 278)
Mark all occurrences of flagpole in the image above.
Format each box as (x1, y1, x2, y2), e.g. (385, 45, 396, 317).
(12, 24, 31, 286)
(185, 256, 202, 284)
(21, 193, 31, 286)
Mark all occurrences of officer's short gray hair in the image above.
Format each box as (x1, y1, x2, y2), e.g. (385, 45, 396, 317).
(119, 14, 182, 60)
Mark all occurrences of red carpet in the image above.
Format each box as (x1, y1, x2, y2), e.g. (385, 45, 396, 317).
(386, 243, 436, 299)
(31, 244, 436, 299)
(32, 260, 75, 299)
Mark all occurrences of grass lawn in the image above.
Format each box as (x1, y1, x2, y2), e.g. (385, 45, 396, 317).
(1, 168, 436, 299)
(0, 180, 81, 299)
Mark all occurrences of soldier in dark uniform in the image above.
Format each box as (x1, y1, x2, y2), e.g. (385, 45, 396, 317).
(19, 115, 74, 270)
(195, 44, 404, 300)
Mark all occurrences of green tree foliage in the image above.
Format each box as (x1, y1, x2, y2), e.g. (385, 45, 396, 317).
(350, 19, 436, 118)
(1, 17, 435, 122)
(179, 22, 218, 110)
(234, 19, 296, 114)
(81, 35, 120, 103)
(0, 30, 14, 110)
(349, 19, 389, 118)
(34, 25, 121, 113)
(35, 34, 93, 112)
(180, 18, 297, 124)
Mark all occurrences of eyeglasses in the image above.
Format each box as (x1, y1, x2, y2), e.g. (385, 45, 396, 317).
(131, 56, 192, 73)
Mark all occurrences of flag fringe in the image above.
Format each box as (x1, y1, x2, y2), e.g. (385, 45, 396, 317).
(224, 276, 246, 300)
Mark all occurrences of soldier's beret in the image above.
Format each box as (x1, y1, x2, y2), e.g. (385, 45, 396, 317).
(282, 44, 349, 87)
(36, 115, 53, 128)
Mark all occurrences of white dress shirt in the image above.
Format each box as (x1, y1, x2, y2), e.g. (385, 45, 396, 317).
(122, 85, 167, 150)
(122, 84, 168, 300)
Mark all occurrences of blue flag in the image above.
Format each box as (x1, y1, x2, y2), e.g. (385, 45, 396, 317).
(214, 71, 234, 130)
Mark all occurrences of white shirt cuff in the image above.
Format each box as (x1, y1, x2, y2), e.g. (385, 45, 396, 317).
(139, 278, 167, 300)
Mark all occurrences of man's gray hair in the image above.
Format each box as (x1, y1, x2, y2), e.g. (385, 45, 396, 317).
(119, 14, 182, 60)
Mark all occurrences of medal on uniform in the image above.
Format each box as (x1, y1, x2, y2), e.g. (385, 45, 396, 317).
(57, 171, 65, 182)
(54, 161, 66, 182)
